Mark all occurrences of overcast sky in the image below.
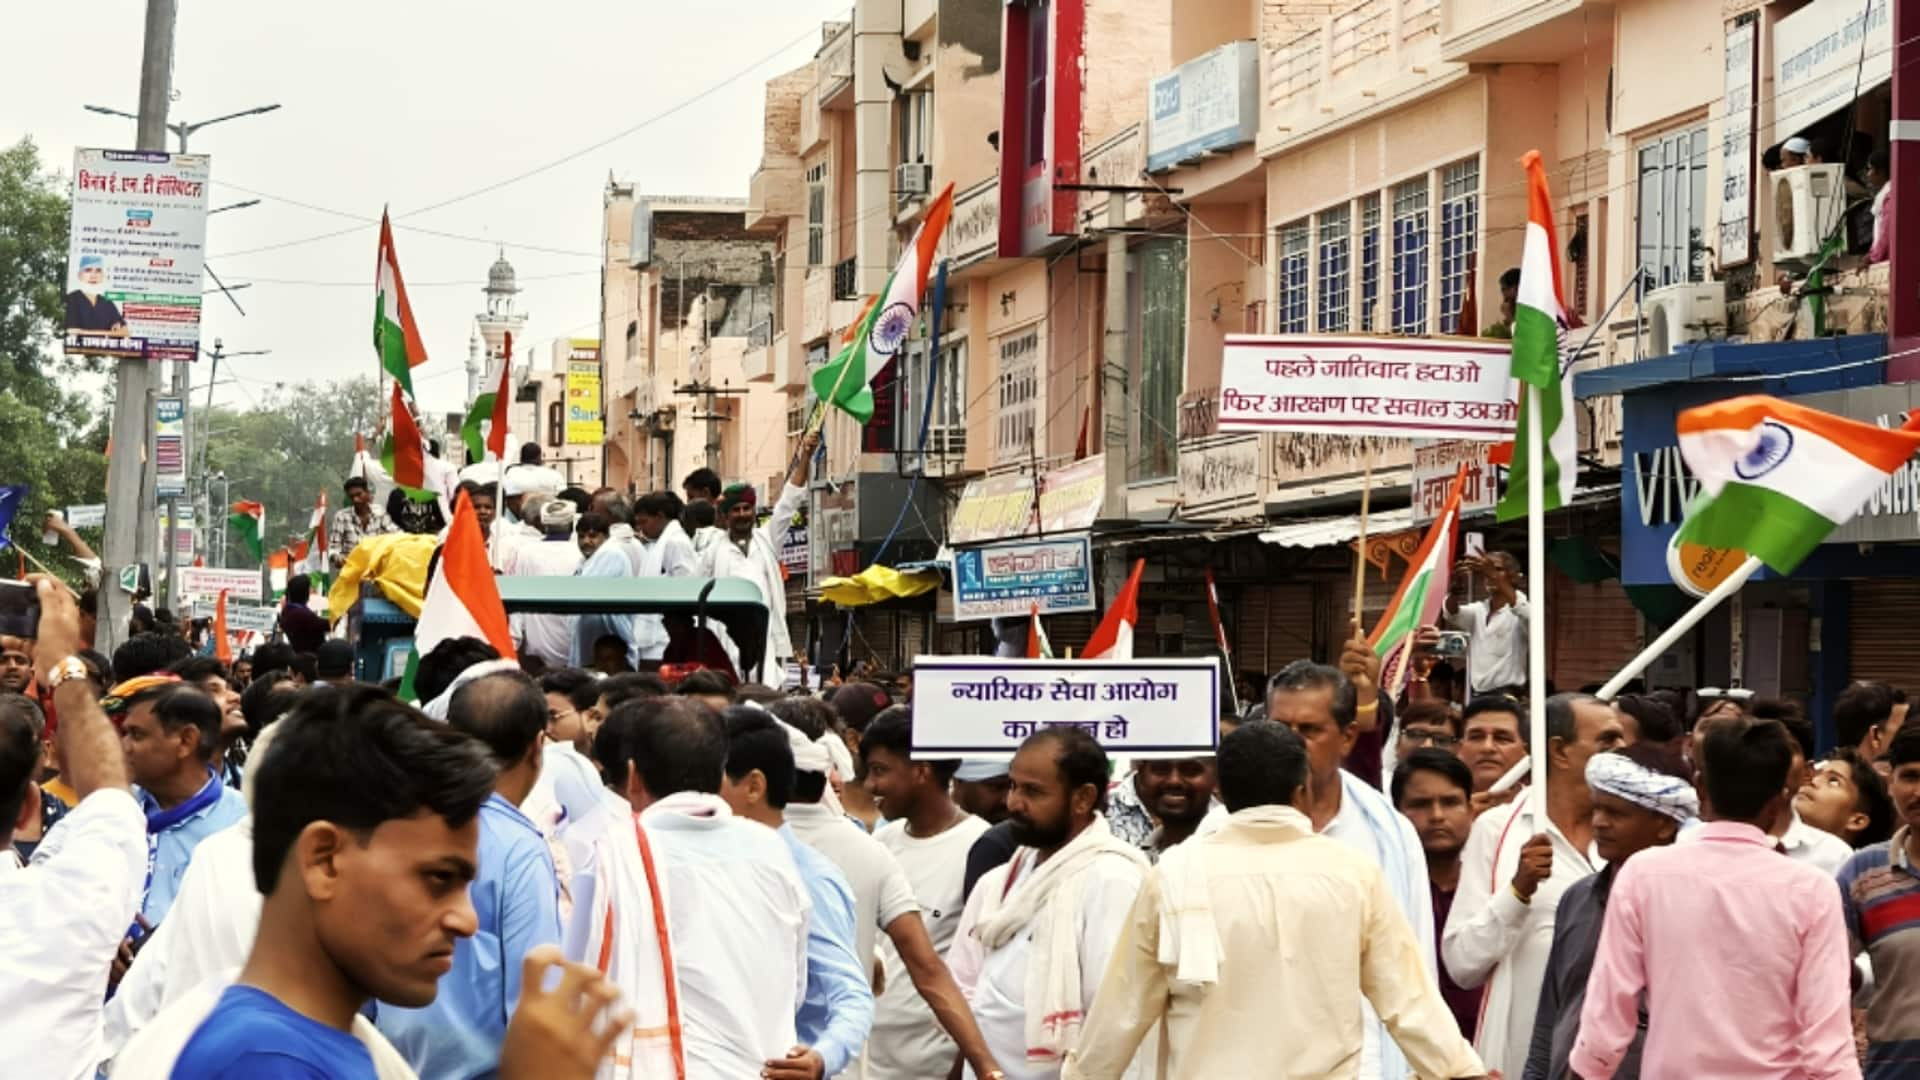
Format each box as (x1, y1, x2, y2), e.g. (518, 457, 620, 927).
(4, 0, 846, 416)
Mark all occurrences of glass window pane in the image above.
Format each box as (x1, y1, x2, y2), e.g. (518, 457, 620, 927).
(1359, 195, 1381, 332)
(1392, 179, 1429, 334)
(1278, 221, 1310, 333)
(1316, 205, 1352, 333)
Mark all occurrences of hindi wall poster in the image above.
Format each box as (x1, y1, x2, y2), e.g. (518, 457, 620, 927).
(1411, 439, 1502, 525)
(1218, 335, 1518, 441)
(154, 395, 187, 500)
(910, 657, 1220, 759)
(952, 536, 1097, 621)
(564, 341, 604, 445)
(64, 149, 211, 362)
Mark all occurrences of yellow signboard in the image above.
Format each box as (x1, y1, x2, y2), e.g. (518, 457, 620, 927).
(565, 339, 602, 445)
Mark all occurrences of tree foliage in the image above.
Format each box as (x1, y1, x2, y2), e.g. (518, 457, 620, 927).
(0, 137, 106, 585)
(201, 377, 385, 559)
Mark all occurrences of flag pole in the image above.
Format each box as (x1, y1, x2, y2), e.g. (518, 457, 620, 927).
(1596, 556, 1764, 701)
(1352, 447, 1374, 621)
(1526, 384, 1548, 815)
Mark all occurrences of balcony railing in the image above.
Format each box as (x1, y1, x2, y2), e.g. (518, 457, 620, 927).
(1329, 0, 1392, 76)
(747, 317, 773, 349)
(1267, 32, 1321, 107)
(832, 257, 859, 301)
(1265, 0, 1449, 125)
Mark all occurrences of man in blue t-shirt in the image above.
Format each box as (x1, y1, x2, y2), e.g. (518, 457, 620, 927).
(170, 681, 622, 1080)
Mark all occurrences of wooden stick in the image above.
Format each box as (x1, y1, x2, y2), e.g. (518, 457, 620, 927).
(12, 546, 83, 599)
(1352, 446, 1374, 620)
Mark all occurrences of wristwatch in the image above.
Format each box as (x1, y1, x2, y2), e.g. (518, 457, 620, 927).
(44, 656, 88, 690)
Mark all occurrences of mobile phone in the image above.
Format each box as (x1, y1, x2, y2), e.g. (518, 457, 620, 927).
(1417, 631, 1469, 659)
(1464, 532, 1486, 559)
(0, 578, 39, 641)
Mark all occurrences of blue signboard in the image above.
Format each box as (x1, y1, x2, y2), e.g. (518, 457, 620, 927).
(953, 536, 1096, 622)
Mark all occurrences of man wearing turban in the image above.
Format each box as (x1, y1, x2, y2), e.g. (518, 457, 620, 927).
(704, 432, 820, 681)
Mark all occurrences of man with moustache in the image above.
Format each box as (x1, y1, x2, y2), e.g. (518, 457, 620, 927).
(1523, 744, 1697, 1080)
(1393, 748, 1482, 1038)
(1459, 696, 1528, 798)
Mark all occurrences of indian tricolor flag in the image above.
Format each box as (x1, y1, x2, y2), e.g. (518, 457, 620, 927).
(1083, 558, 1144, 661)
(1495, 150, 1577, 522)
(1676, 396, 1920, 573)
(375, 210, 429, 396)
(1369, 465, 1466, 696)
(382, 379, 433, 500)
(461, 330, 516, 463)
(295, 492, 328, 577)
(414, 489, 516, 661)
(810, 183, 955, 423)
(228, 501, 266, 563)
(1026, 603, 1054, 659)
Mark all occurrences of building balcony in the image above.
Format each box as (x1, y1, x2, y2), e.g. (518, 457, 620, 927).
(741, 319, 776, 383)
(1441, 0, 1611, 65)
(1261, 0, 1456, 154)
(802, 266, 832, 344)
(817, 22, 853, 110)
(747, 162, 802, 230)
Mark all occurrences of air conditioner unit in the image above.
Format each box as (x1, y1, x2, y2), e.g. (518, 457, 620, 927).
(895, 162, 931, 196)
(1643, 281, 1727, 357)
(1768, 164, 1846, 268)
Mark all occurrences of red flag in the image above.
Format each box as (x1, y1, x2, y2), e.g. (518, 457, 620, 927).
(1074, 406, 1091, 461)
(213, 590, 233, 664)
(383, 380, 428, 494)
(488, 332, 514, 461)
(1083, 558, 1144, 660)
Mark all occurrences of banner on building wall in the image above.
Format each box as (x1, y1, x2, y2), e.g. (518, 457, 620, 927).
(910, 656, 1219, 759)
(64, 149, 211, 362)
(948, 455, 1106, 545)
(952, 536, 1096, 621)
(1412, 440, 1501, 525)
(1218, 335, 1518, 441)
(1773, 0, 1890, 139)
(1719, 18, 1758, 267)
(564, 340, 603, 445)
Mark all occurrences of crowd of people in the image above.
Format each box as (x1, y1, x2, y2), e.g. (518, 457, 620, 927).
(11, 502, 1920, 1080)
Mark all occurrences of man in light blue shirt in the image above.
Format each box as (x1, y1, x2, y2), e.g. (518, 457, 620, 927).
(375, 667, 561, 1079)
(114, 680, 248, 925)
(719, 706, 875, 1079)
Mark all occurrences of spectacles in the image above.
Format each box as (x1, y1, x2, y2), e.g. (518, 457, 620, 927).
(1404, 728, 1461, 749)
(1696, 687, 1755, 702)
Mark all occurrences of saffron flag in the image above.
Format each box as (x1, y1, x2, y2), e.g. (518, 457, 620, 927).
(228, 501, 266, 563)
(1026, 603, 1054, 659)
(1675, 395, 1920, 574)
(1369, 465, 1467, 697)
(382, 380, 433, 501)
(374, 210, 429, 395)
(810, 184, 955, 423)
(461, 330, 516, 463)
(1495, 150, 1577, 521)
(414, 489, 516, 661)
(1083, 558, 1144, 661)
(213, 589, 233, 664)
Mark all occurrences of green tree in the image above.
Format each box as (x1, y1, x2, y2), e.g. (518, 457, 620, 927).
(0, 137, 107, 587)
(201, 377, 385, 561)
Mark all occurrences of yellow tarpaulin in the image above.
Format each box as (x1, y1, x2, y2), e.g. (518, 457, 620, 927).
(818, 564, 941, 608)
(326, 533, 439, 623)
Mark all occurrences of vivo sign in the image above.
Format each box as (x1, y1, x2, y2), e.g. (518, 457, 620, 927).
(1146, 41, 1259, 173)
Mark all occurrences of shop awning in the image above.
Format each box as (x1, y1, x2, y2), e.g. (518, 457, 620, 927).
(1572, 334, 1884, 398)
(1259, 507, 1418, 550)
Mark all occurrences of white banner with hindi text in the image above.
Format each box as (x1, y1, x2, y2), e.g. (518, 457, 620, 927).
(909, 657, 1220, 759)
(1218, 335, 1517, 440)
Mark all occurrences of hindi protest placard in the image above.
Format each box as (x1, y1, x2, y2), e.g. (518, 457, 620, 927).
(190, 599, 280, 635)
(65, 504, 106, 529)
(177, 566, 263, 602)
(1412, 439, 1502, 525)
(64, 149, 211, 363)
(953, 536, 1096, 621)
(1218, 335, 1517, 440)
(910, 657, 1219, 759)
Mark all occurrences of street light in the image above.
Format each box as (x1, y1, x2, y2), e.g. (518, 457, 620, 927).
(84, 102, 282, 153)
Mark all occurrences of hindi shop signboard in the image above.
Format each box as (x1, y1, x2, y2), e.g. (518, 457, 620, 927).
(952, 536, 1096, 621)
(910, 657, 1220, 759)
(64, 149, 211, 363)
(564, 341, 604, 445)
(1218, 336, 1517, 441)
(1411, 439, 1502, 525)
(176, 566, 264, 603)
(948, 454, 1107, 545)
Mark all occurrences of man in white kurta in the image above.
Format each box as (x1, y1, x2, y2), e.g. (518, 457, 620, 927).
(502, 499, 584, 669)
(1442, 693, 1619, 1075)
(706, 434, 817, 681)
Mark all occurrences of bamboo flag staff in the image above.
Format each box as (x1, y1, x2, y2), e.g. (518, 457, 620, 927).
(1352, 448, 1374, 624)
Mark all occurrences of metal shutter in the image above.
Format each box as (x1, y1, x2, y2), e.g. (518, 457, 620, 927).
(1234, 583, 1317, 676)
(1849, 580, 1920, 687)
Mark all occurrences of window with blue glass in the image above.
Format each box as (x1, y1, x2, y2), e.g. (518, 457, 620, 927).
(1391, 180, 1429, 334)
(1358, 194, 1381, 332)
(1438, 157, 1480, 334)
(1316, 205, 1351, 332)
(1277, 221, 1310, 333)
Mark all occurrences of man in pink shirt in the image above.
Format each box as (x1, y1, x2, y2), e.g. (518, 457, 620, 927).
(1569, 716, 1858, 1079)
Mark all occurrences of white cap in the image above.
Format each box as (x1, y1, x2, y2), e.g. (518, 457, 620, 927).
(1783, 136, 1812, 156)
(776, 718, 832, 774)
(539, 499, 578, 529)
(953, 758, 1009, 782)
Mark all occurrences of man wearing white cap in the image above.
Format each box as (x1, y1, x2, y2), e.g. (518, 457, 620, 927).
(775, 711, 1007, 1079)
(1781, 135, 1813, 168)
(503, 499, 584, 668)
